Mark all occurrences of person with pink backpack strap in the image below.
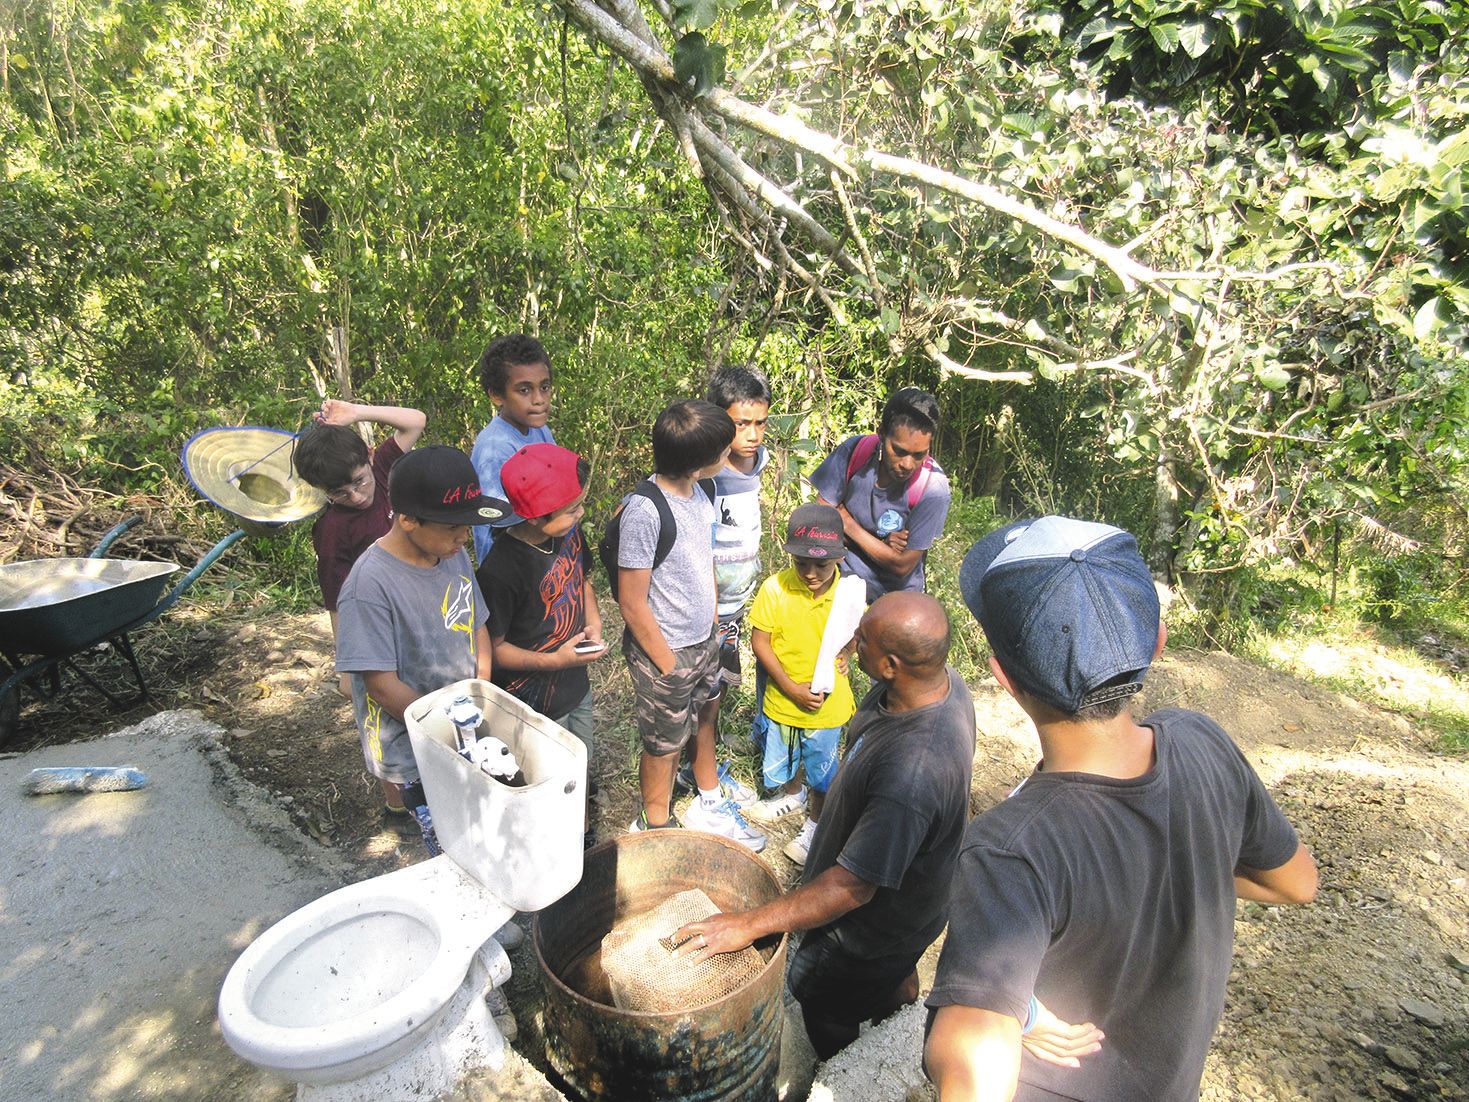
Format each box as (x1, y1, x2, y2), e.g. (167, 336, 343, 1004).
(808, 388, 952, 603)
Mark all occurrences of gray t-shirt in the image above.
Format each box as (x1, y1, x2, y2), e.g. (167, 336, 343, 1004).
(616, 480, 717, 650)
(925, 708, 1300, 1102)
(803, 667, 977, 959)
(808, 434, 952, 600)
(336, 543, 490, 784)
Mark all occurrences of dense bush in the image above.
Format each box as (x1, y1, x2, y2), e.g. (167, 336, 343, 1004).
(4, 0, 1468, 650)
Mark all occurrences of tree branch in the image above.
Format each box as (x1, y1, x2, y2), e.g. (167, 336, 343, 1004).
(830, 169, 883, 305)
(860, 151, 1158, 293)
(700, 155, 849, 322)
(923, 341, 1035, 384)
(561, 0, 1173, 295)
(684, 112, 860, 276)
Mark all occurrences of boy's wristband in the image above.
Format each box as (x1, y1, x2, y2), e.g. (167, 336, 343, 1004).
(1021, 995, 1040, 1035)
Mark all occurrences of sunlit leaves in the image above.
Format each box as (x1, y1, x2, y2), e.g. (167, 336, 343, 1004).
(671, 0, 723, 32)
(1176, 20, 1214, 58)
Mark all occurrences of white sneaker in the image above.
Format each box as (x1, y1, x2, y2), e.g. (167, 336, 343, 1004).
(747, 787, 807, 822)
(721, 776, 758, 808)
(685, 796, 768, 853)
(783, 818, 817, 866)
(677, 760, 757, 807)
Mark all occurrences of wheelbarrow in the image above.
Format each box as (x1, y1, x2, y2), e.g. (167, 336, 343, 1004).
(0, 517, 244, 746)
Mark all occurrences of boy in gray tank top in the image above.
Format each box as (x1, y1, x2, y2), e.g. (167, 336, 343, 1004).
(618, 400, 765, 853)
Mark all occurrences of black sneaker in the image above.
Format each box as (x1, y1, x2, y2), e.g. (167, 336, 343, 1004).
(627, 810, 682, 833)
(382, 804, 418, 835)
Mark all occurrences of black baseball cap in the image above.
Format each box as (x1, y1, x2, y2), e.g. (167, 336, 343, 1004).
(388, 445, 509, 525)
(783, 502, 846, 561)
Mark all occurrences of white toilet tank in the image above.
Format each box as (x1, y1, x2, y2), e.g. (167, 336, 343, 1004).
(406, 679, 586, 912)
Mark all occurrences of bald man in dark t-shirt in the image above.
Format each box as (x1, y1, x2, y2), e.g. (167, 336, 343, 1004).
(673, 593, 976, 1059)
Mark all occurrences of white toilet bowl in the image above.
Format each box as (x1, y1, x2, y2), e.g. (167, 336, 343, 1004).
(220, 678, 587, 1099)
(218, 855, 515, 1100)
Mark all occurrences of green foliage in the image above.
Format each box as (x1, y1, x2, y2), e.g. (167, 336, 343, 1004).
(1362, 550, 1469, 636)
(673, 32, 726, 96)
(235, 525, 322, 612)
(3, 0, 734, 522)
(671, 0, 724, 33)
(669, 0, 738, 93)
(924, 491, 1003, 684)
(8, 0, 1469, 666)
(1058, 0, 1468, 137)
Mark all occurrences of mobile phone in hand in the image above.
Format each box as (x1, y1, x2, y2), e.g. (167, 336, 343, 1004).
(573, 640, 606, 654)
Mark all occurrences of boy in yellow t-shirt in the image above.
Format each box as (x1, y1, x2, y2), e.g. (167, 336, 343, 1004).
(747, 503, 857, 866)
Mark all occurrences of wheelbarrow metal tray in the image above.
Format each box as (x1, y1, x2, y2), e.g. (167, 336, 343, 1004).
(0, 559, 181, 657)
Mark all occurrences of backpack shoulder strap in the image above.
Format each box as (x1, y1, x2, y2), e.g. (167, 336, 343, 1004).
(844, 434, 880, 482)
(632, 478, 677, 571)
(907, 456, 936, 510)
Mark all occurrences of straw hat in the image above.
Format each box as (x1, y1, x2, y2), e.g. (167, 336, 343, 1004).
(181, 427, 326, 532)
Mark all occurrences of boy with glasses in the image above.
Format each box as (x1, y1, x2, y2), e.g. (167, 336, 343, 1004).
(293, 398, 425, 815)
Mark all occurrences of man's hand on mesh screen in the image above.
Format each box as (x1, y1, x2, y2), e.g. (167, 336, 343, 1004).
(670, 913, 755, 963)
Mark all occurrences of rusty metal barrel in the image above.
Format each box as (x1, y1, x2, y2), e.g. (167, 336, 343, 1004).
(533, 831, 787, 1101)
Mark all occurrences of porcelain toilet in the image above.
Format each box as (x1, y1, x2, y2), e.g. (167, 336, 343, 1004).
(218, 680, 587, 1100)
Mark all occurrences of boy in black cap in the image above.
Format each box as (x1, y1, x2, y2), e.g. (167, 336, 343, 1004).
(925, 516, 1317, 1102)
(745, 503, 860, 865)
(335, 445, 509, 855)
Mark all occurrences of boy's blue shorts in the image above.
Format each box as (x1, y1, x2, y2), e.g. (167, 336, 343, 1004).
(753, 714, 842, 793)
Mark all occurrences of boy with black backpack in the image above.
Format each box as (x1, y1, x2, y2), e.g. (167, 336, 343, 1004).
(673, 365, 771, 806)
(809, 388, 951, 603)
(609, 400, 766, 851)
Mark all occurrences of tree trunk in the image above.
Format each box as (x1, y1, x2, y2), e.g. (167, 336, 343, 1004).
(1148, 441, 1181, 583)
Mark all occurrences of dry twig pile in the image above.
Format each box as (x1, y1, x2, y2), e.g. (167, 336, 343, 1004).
(0, 460, 211, 564)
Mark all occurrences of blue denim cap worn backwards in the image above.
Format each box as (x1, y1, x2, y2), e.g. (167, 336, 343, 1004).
(959, 516, 1160, 714)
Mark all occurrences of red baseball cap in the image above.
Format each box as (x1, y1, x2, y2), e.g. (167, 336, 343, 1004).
(501, 443, 583, 520)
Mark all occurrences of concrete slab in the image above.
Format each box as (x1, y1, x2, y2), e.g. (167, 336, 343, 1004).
(809, 1001, 931, 1102)
(0, 711, 337, 1100)
(0, 711, 568, 1102)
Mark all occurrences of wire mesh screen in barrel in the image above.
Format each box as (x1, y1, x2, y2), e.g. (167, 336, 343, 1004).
(600, 889, 765, 1013)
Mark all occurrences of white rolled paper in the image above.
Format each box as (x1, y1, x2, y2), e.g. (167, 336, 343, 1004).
(809, 574, 869, 695)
